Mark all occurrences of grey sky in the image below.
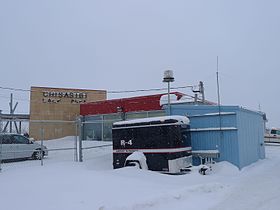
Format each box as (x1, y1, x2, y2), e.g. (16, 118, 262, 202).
(0, 0, 279, 127)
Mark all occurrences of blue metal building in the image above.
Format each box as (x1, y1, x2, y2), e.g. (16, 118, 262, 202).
(169, 104, 266, 169)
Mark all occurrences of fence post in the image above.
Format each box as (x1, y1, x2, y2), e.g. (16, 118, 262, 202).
(78, 117, 83, 162)
(0, 111, 2, 172)
(0, 110, 2, 132)
(74, 119, 78, 162)
(101, 115, 104, 141)
(0, 133, 2, 173)
(40, 127, 44, 166)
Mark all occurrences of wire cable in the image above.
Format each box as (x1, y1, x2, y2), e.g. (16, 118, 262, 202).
(0, 85, 194, 94)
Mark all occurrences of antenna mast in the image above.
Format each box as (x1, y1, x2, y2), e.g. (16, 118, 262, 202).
(216, 56, 221, 108)
(216, 56, 223, 148)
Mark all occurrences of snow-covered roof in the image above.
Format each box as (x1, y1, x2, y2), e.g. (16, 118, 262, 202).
(160, 94, 216, 106)
(113, 115, 190, 126)
(192, 150, 220, 158)
(159, 94, 179, 106)
(192, 150, 219, 154)
(190, 127, 237, 132)
(189, 112, 236, 117)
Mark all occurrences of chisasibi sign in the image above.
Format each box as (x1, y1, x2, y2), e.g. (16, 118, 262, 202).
(42, 91, 88, 104)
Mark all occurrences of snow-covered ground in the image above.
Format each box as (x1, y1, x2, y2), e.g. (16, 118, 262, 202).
(1, 138, 280, 210)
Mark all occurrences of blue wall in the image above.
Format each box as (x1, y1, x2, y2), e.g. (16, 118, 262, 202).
(168, 104, 265, 169)
(236, 108, 266, 168)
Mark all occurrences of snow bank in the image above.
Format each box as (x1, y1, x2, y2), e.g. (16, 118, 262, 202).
(1, 138, 280, 210)
(211, 161, 240, 176)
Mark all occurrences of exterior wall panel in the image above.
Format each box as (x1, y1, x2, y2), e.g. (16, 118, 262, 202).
(171, 105, 265, 169)
(30, 86, 106, 140)
(236, 109, 265, 168)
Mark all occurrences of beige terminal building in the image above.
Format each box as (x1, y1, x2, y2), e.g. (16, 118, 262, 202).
(29, 86, 106, 140)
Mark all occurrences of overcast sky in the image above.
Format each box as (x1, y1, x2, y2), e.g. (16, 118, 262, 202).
(0, 0, 279, 127)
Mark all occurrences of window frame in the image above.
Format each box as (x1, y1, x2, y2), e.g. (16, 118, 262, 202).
(12, 135, 29, 144)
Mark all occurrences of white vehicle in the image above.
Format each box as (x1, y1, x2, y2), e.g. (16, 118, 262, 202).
(0, 133, 48, 161)
(264, 128, 280, 143)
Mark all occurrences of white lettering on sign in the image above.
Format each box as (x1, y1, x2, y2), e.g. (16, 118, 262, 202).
(120, 139, 133, 146)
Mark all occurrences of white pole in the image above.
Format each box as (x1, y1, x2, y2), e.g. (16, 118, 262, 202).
(168, 81, 171, 115)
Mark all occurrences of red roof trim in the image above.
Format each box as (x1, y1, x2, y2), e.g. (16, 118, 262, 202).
(80, 92, 184, 116)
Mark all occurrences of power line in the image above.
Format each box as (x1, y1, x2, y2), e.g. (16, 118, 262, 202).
(0, 86, 30, 92)
(108, 85, 194, 93)
(0, 85, 199, 107)
(0, 85, 194, 94)
(0, 93, 197, 104)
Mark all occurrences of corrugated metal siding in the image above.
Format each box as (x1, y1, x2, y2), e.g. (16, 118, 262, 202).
(236, 109, 265, 168)
(170, 105, 265, 169)
(189, 114, 237, 129)
(190, 130, 239, 166)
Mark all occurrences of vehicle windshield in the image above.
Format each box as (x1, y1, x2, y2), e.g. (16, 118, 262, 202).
(271, 130, 277, 134)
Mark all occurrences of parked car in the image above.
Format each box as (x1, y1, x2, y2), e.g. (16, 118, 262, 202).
(0, 133, 48, 161)
(265, 128, 280, 143)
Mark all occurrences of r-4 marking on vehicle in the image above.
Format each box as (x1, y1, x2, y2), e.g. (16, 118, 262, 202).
(120, 139, 133, 146)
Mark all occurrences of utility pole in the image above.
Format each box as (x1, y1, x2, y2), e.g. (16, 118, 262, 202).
(192, 81, 205, 104)
(9, 94, 12, 132)
(0, 110, 2, 133)
(199, 81, 205, 103)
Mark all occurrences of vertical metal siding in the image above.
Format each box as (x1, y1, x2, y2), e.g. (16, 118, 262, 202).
(190, 130, 239, 166)
(171, 104, 265, 169)
(236, 109, 265, 168)
(171, 105, 240, 167)
(189, 114, 237, 129)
